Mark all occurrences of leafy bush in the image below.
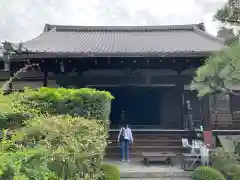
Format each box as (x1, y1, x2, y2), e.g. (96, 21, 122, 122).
(212, 147, 238, 176)
(233, 173, 240, 180)
(0, 131, 57, 180)
(13, 87, 113, 121)
(234, 139, 240, 155)
(100, 164, 120, 180)
(0, 86, 113, 180)
(228, 164, 240, 177)
(0, 115, 108, 180)
(0, 93, 27, 129)
(192, 166, 225, 180)
(24, 115, 107, 179)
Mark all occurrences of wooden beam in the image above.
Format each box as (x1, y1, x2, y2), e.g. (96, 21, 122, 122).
(43, 60, 48, 87)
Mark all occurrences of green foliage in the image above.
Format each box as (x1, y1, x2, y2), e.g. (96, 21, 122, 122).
(13, 87, 113, 121)
(100, 164, 120, 180)
(23, 115, 107, 179)
(217, 27, 239, 45)
(211, 148, 238, 176)
(192, 166, 225, 180)
(191, 43, 240, 97)
(0, 113, 28, 129)
(234, 141, 240, 154)
(233, 172, 240, 180)
(228, 164, 240, 177)
(0, 115, 108, 180)
(0, 131, 57, 180)
(0, 86, 113, 180)
(214, 0, 240, 25)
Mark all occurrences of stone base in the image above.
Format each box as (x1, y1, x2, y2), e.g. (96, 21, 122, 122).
(121, 171, 191, 178)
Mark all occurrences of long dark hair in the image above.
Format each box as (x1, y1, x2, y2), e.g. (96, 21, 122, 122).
(121, 124, 128, 129)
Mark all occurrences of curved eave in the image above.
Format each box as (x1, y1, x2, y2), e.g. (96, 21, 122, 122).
(10, 51, 215, 60)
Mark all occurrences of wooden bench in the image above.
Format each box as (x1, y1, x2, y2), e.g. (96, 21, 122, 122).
(141, 152, 176, 166)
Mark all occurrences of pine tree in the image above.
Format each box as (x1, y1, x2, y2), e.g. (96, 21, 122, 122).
(191, 1, 240, 97)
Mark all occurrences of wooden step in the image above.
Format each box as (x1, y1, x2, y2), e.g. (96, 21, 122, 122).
(105, 152, 184, 158)
(108, 138, 183, 142)
(109, 139, 182, 146)
(106, 146, 184, 154)
(107, 131, 187, 158)
(109, 133, 187, 137)
(109, 134, 186, 138)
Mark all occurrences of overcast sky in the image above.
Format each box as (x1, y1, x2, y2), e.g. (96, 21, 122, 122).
(0, 0, 227, 42)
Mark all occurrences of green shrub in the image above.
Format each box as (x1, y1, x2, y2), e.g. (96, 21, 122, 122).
(233, 173, 240, 180)
(234, 142, 240, 154)
(0, 93, 27, 129)
(0, 86, 112, 180)
(24, 115, 108, 180)
(192, 166, 225, 180)
(0, 131, 57, 180)
(0, 112, 28, 129)
(0, 115, 107, 180)
(13, 87, 113, 121)
(228, 164, 240, 177)
(101, 164, 120, 180)
(212, 147, 238, 176)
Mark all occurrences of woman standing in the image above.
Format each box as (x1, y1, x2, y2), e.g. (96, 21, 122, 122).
(117, 124, 133, 162)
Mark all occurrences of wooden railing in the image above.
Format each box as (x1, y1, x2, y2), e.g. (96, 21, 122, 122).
(211, 112, 240, 130)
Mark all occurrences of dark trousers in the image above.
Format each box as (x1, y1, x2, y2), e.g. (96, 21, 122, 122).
(120, 139, 129, 160)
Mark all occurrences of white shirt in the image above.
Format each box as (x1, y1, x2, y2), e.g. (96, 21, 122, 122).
(118, 127, 133, 142)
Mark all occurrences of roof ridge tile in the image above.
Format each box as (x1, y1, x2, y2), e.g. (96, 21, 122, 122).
(44, 23, 202, 32)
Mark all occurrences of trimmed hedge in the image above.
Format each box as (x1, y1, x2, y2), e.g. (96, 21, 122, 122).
(0, 87, 113, 179)
(101, 164, 120, 180)
(13, 87, 114, 121)
(192, 166, 225, 180)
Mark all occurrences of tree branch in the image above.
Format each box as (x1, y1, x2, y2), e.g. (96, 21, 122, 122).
(2, 63, 39, 92)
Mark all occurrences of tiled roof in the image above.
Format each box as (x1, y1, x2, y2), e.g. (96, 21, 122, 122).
(21, 23, 225, 57)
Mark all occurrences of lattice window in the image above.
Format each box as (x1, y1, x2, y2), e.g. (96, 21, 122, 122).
(210, 93, 230, 113)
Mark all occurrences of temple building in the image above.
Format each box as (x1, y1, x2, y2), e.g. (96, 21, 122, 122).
(2, 23, 239, 132)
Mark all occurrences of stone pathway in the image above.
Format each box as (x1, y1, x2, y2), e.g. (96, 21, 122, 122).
(122, 178, 190, 179)
(105, 158, 191, 179)
(218, 135, 240, 152)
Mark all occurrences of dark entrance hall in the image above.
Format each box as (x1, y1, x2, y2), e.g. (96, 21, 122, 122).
(96, 86, 161, 128)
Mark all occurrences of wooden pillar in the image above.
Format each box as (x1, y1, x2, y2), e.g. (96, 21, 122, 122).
(3, 52, 10, 72)
(145, 74, 151, 85)
(3, 52, 12, 92)
(176, 72, 185, 129)
(43, 60, 48, 87)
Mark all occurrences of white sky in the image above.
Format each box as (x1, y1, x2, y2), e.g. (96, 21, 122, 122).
(0, 0, 227, 42)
